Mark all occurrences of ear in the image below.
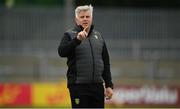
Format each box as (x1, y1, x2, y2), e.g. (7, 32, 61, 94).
(75, 17, 79, 25)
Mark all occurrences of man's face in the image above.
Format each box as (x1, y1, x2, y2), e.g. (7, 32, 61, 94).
(75, 10, 92, 29)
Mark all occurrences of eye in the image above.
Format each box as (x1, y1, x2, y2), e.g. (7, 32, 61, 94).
(86, 16, 90, 18)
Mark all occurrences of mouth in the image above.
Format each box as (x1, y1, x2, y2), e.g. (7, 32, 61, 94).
(83, 22, 88, 25)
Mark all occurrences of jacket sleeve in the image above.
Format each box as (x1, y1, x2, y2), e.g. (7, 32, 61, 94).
(58, 32, 81, 57)
(102, 41, 114, 89)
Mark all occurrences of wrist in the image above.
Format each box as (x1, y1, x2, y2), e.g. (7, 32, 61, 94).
(76, 35, 81, 40)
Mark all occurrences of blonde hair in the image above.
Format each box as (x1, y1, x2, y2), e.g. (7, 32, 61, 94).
(75, 5, 93, 18)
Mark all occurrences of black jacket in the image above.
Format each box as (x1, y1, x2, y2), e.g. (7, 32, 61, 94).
(58, 25, 113, 89)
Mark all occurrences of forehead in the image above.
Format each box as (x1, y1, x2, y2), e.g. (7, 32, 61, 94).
(77, 10, 91, 16)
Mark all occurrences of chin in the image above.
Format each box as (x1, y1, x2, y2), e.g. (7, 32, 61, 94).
(82, 26, 86, 28)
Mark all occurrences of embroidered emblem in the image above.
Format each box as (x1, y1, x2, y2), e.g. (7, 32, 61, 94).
(94, 35, 98, 39)
(75, 98, 80, 105)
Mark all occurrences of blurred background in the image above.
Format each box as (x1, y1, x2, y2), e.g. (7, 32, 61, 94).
(0, 0, 180, 108)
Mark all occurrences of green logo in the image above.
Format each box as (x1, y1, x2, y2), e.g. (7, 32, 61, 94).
(75, 98, 80, 105)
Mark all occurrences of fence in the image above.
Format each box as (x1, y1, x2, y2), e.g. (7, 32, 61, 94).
(0, 6, 180, 83)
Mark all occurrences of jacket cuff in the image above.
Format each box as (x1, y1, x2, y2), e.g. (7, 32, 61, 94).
(105, 83, 114, 89)
(73, 37, 81, 45)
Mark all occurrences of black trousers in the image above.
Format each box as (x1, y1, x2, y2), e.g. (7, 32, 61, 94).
(68, 83, 104, 108)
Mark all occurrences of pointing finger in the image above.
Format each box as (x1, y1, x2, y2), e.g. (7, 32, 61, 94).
(83, 26, 88, 32)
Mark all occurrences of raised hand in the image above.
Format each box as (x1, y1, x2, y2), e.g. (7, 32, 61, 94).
(77, 26, 88, 41)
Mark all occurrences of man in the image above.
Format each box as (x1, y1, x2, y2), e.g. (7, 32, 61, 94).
(58, 5, 113, 108)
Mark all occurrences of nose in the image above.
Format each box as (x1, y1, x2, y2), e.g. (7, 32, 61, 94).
(83, 17, 86, 20)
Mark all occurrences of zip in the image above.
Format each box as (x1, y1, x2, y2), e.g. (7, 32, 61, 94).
(88, 38, 95, 82)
